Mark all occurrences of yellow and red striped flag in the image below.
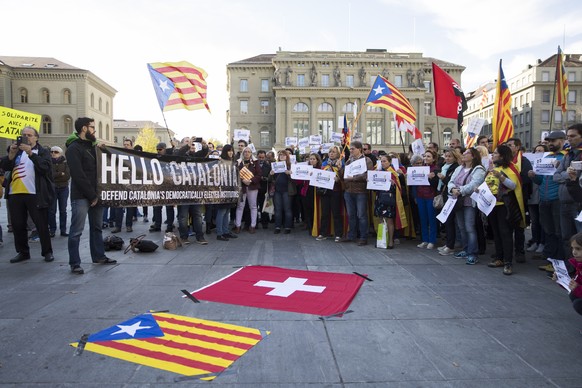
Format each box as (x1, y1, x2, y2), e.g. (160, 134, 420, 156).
(71, 313, 268, 380)
(365, 75, 416, 125)
(556, 45, 569, 114)
(492, 60, 513, 150)
(479, 88, 488, 111)
(148, 61, 210, 113)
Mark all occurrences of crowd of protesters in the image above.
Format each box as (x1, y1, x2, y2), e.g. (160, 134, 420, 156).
(1, 120, 582, 318)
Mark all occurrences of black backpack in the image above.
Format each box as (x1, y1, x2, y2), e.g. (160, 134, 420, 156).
(103, 235, 124, 251)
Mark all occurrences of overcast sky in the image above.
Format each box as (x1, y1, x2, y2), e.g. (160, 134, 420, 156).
(3, 0, 582, 142)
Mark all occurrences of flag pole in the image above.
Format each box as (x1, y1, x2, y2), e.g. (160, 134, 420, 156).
(399, 132, 406, 154)
(341, 104, 365, 158)
(160, 111, 175, 147)
(436, 115, 442, 149)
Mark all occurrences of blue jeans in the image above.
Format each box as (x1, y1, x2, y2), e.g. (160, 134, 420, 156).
(48, 186, 69, 234)
(68, 199, 105, 267)
(178, 204, 203, 240)
(343, 192, 368, 240)
(114, 207, 135, 228)
(153, 205, 175, 228)
(274, 191, 292, 229)
(215, 206, 231, 236)
(456, 206, 477, 255)
(416, 197, 436, 244)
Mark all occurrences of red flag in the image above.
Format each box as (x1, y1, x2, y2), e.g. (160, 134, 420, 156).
(556, 45, 569, 114)
(432, 62, 467, 131)
(189, 266, 365, 316)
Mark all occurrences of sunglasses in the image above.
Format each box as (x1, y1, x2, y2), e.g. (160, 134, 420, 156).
(51, 151, 59, 153)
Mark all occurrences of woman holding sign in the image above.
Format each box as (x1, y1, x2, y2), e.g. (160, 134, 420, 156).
(270, 150, 294, 234)
(448, 148, 486, 265)
(315, 146, 345, 242)
(415, 150, 440, 249)
(484, 145, 525, 275)
(234, 147, 262, 234)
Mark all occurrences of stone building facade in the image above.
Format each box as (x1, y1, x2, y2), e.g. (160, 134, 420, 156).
(113, 119, 175, 148)
(0, 56, 116, 151)
(227, 50, 463, 151)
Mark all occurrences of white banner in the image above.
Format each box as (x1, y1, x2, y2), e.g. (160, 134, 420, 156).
(233, 128, 250, 142)
(271, 161, 288, 174)
(407, 166, 430, 186)
(470, 182, 496, 216)
(309, 135, 322, 145)
(298, 137, 309, 149)
(344, 157, 367, 178)
(291, 164, 313, 180)
(309, 169, 336, 190)
(436, 197, 458, 223)
(534, 158, 558, 176)
(366, 170, 392, 191)
(285, 137, 298, 147)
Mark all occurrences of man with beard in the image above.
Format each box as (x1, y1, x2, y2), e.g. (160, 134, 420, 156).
(529, 131, 567, 272)
(66, 117, 116, 274)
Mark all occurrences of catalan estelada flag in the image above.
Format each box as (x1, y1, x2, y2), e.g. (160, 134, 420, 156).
(556, 45, 569, 114)
(147, 61, 210, 112)
(365, 75, 416, 125)
(71, 313, 268, 381)
(492, 60, 513, 150)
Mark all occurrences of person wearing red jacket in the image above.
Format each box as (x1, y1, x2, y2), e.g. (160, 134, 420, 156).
(560, 232, 582, 316)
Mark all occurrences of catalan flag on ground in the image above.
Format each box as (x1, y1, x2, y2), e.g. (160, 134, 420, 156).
(71, 313, 268, 381)
(492, 60, 513, 150)
(148, 61, 210, 112)
(365, 75, 416, 125)
(556, 45, 569, 114)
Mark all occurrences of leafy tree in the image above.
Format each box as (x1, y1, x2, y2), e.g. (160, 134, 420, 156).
(135, 126, 159, 153)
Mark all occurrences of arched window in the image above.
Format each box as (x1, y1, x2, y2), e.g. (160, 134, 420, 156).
(317, 102, 333, 112)
(106, 101, 109, 114)
(342, 102, 355, 113)
(63, 89, 71, 104)
(90, 93, 95, 108)
(259, 126, 270, 147)
(63, 115, 73, 134)
(41, 88, 50, 103)
(443, 128, 452, 146)
(293, 102, 309, 112)
(42, 115, 52, 134)
(99, 97, 103, 111)
(20, 88, 28, 103)
(106, 124, 110, 141)
(98, 122, 103, 139)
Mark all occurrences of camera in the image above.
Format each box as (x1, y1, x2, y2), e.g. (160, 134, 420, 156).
(16, 135, 28, 146)
(193, 137, 203, 143)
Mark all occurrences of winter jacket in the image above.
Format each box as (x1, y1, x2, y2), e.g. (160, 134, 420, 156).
(532, 153, 563, 202)
(51, 156, 70, 188)
(341, 155, 373, 194)
(568, 258, 582, 299)
(447, 164, 486, 206)
(65, 133, 99, 202)
(554, 148, 582, 203)
(237, 159, 262, 193)
(0, 143, 54, 208)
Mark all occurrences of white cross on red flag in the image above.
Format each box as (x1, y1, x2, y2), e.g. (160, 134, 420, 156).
(188, 266, 365, 316)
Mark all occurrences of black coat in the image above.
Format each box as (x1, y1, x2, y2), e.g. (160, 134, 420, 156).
(0, 143, 54, 208)
(66, 136, 99, 202)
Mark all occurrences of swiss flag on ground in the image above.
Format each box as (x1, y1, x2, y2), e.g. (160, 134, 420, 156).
(189, 266, 365, 316)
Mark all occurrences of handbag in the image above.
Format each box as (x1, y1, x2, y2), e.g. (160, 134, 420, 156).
(103, 235, 124, 251)
(433, 194, 444, 210)
(501, 190, 523, 227)
(124, 234, 159, 253)
(163, 232, 182, 250)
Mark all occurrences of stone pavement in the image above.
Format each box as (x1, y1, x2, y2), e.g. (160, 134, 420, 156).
(0, 206, 581, 387)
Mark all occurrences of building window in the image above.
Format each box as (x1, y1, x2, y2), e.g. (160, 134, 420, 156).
(321, 74, 329, 87)
(260, 129, 270, 146)
(568, 90, 577, 104)
(542, 71, 550, 82)
(370, 76, 376, 86)
(261, 79, 269, 92)
(20, 88, 28, 103)
(541, 110, 550, 123)
(520, 113, 524, 127)
(525, 92, 530, 105)
(99, 97, 102, 111)
(98, 122, 103, 139)
(394, 75, 403, 87)
(42, 115, 52, 134)
(297, 74, 305, 87)
(366, 119, 383, 145)
(366, 105, 381, 113)
(240, 100, 248, 114)
(568, 72, 576, 82)
(293, 102, 309, 112)
(342, 102, 355, 113)
(63, 116, 73, 133)
(424, 101, 432, 115)
(106, 124, 110, 141)
(90, 93, 94, 108)
(240, 79, 248, 92)
(423, 130, 432, 144)
(260, 100, 269, 114)
(555, 110, 562, 123)
(346, 75, 354, 87)
(63, 89, 71, 104)
(42, 88, 50, 103)
(424, 81, 431, 93)
(106, 101, 109, 114)
(542, 90, 550, 103)
(525, 111, 530, 125)
(568, 110, 576, 122)
(318, 102, 333, 112)
(443, 129, 451, 145)
(293, 119, 309, 138)
(318, 119, 334, 143)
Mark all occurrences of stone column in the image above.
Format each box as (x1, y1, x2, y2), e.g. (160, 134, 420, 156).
(310, 97, 317, 135)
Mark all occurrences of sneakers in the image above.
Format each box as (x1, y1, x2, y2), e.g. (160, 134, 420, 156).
(539, 263, 554, 272)
(284, 229, 291, 234)
(535, 244, 545, 254)
(149, 225, 161, 232)
(526, 243, 538, 252)
(417, 242, 428, 248)
(233, 226, 241, 234)
(143, 217, 149, 223)
(454, 251, 468, 259)
(316, 235, 327, 241)
(426, 243, 435, 249)
(196, 237, 208, 245)
(503, 264, 513, 275)
(181, 238, 191, 245)
(466, 255, 478, 265)
(126, 226, 133, 233)
(274, 228, 281, 234)
(335, 236, 342, 243)
(394, 238, 400, 245)
(71, 265, 84, 274)
(224, 233, 238, 239)
(488, 259, 504, 268)
(437, 245, 448, 252)
(216, 235, 229, 241)
(439, 247, 455, 256)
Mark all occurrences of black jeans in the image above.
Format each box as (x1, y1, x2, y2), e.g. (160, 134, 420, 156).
(9, 194, 52, 256)
(444, 208, 456, 249)
(488, 205, 514, 264)
(320, 190, 344, 238)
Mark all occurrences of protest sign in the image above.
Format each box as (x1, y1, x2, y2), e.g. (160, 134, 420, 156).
(291, 164, 313, 180)
(344, 158, 367, 178)
(534, 158, 557, 176)
(309, 169, 335, 190)
(547, 258, 572, 292)
(470, 182, 496, 216)
(233, 129, 250, 143)
(309, 135, 322, 145)
(330, 132, 343, 143)
(407, 166, 430, 186)
(271, 161, 287, 173)
(436, 197, 457, 223)
(285, 137, 298, 147)
(0, 107, 41, 140)
(366, 171, 391, 191)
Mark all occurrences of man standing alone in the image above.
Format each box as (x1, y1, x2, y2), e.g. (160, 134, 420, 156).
(66, 117, 116, 274)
